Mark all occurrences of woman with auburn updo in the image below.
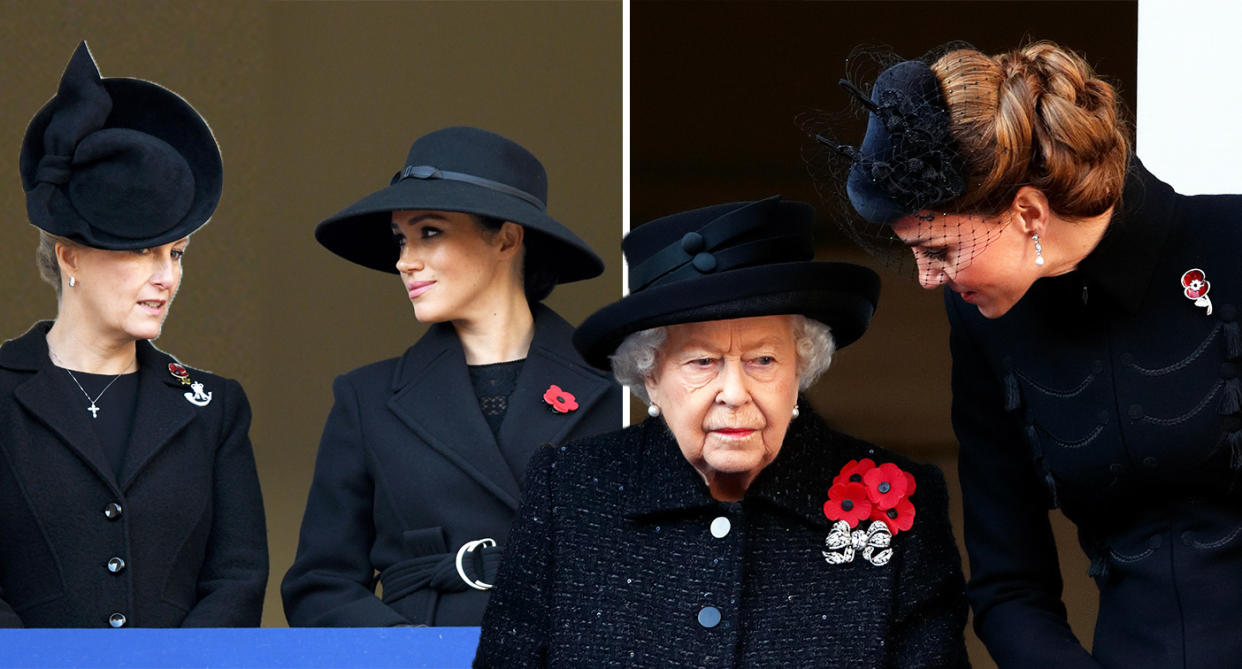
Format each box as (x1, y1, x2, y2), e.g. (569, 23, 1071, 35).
(818, 41, 1242, 667)
(0, 43, 267, 628)
(475, 197, 968, 667)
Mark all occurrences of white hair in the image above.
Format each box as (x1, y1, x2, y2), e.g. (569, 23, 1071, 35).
(609, 315, 836, 405)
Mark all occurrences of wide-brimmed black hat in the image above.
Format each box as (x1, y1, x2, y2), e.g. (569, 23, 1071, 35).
(314, 126, 604, 283)
(573, 196, 880, 369)
(20, 42, 223, 249)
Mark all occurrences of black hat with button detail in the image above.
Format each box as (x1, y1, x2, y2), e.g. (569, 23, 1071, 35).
(314, 126, 604, 286)
(20, 42, 223, 249)
(573, 196, 881, 369)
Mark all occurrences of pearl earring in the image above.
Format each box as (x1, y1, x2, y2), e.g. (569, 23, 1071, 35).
(647, 404, 661, 418)
(69, 276, 77, 287)
(1033, 234, 1045, 266)
(792, 404, 800, 419)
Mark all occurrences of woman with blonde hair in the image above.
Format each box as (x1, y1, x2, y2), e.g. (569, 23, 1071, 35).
(0, 43, 267, 628)
(817, 41, 1242, 667)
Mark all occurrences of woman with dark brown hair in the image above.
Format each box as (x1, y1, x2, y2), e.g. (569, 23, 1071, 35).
(818, 41, 1242, 668)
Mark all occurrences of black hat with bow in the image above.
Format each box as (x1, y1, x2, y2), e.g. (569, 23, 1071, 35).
(573, 196, 880, 370)
(20, 42, 223, 248)
(315, 126, 604, 285)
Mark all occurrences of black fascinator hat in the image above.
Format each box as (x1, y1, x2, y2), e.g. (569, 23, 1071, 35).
(315, 126, 604, 288)
(839, 59, 966, 225)
(573, 196, 880, 370)
(20, 42, 223, 249)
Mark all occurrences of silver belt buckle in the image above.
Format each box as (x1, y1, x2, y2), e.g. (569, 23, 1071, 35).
(455, 537, 496, 590)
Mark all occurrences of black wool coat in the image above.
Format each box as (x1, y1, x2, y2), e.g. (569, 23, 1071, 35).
(951, 160, 1242, 667)
(475, 408, 969, 668)
(281, 304, 622, 627)
(0, 322, 268, 628)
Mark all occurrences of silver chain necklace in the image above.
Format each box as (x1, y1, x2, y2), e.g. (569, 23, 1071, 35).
(47, 347, 133, 419)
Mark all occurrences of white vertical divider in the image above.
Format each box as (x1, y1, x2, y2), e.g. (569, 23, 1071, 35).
(1137, 0, 1242, 193)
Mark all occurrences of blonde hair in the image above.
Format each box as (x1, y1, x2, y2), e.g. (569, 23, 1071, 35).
(35, 230, 77, 299)
(931, 41, 1130, 218)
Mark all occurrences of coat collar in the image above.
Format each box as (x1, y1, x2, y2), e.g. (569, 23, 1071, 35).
(3, 321, 198, 492)
(624, 404, 835, 529)
(387, 304, 616, 510)
(1075, 157, 1180, 314)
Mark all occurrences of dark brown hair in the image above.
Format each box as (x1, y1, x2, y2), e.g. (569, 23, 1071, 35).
(931, 41, 1130, 218)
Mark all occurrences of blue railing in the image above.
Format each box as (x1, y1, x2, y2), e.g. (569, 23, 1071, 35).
(0, 627, 482, 668)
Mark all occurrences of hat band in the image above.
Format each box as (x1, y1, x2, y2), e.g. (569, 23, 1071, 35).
(396, 164, 546, 211)
(628, 196, 781, 292)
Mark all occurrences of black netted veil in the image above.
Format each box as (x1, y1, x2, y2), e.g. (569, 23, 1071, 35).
(799, 43, 1010, 284)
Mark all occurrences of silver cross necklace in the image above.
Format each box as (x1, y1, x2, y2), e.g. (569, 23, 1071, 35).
(47, 347, 133, 419)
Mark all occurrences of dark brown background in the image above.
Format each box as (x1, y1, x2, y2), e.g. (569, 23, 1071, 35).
(0, 0, 621, 629)
(633, 2, 1137, 665)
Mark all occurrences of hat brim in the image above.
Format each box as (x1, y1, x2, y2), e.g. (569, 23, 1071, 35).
(573, 261, 880, 370)
(315, 178, 604, 282)
(20, 78, 222, 249)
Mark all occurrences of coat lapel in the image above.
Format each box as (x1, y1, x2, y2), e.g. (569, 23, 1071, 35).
(495, 305, 616, 482)
(388, 323, 523, 510)
(117, 341, 196, 490)
(5, 322, 117, 492)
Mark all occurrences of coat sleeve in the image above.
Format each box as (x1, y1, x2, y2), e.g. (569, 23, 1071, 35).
(474, 444, 555, 667)
(281, 375, 410, 627)
(0, 587, 23, 627)
(887, 462, 969, 668)
(948, 295, 1101, 667)
(181, 378, 269, 627)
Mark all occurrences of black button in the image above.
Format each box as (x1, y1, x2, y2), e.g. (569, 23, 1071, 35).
(1118, 352, 1133, 366)
(680, 231, 705, 254)
(1096, 410, 1110, 424)
(103, 503, 123, 520)
(697, 606, 721, 628)
(1147, 535, 1163, 549)
(692, 252, 717, 273)
(1108, 463, 1124, 474)
(1142, 456, 1158, 468)
(106, 557, 126, 574)
(1128, 404, 1143, 420)
(1091, 360, 1104, 374)
(108, 612, 126, 628)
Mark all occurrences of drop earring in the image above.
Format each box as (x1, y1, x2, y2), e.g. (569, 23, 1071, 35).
(792, 404, 800, 419)
(1033, 234, 1045, 266)
(647, 404, 661, 418)
(69, 276, 77, 287)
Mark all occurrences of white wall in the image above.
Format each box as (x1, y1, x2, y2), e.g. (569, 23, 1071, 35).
(1138, 0, 1242, 194)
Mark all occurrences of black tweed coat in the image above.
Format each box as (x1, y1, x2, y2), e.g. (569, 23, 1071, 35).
(951, 161, 1242, 667)
(475, 408, 968, 668)
(282, 304, 622, 627)
(0, 322, 268, 628)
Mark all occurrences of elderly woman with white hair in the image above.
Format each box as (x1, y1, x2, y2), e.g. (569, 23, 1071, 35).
(475, 197, 968, 667)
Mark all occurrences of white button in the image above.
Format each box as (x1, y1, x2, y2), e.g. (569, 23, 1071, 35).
(710, 516, 731, 538)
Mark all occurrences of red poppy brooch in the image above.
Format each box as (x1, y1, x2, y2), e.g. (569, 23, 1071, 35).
(822, 459, 917, 566)
(542, 384, 579, 413)
(1181, 268, 1213, 315)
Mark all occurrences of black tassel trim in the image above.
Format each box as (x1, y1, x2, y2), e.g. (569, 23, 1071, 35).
(1044, 470, 1060, 509)
(1004, 373, 1020, 412)
(1224, 378, 1242, 415)
(1088, 554, 1110, 580)
(1226, 320, 1241, 360)
(1226, 430, 1242, 469)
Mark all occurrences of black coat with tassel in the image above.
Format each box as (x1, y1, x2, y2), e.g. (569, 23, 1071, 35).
(949, 159, 1242, 668)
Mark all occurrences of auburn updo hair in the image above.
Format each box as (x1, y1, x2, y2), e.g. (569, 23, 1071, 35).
(930, 41, 1130, 219)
